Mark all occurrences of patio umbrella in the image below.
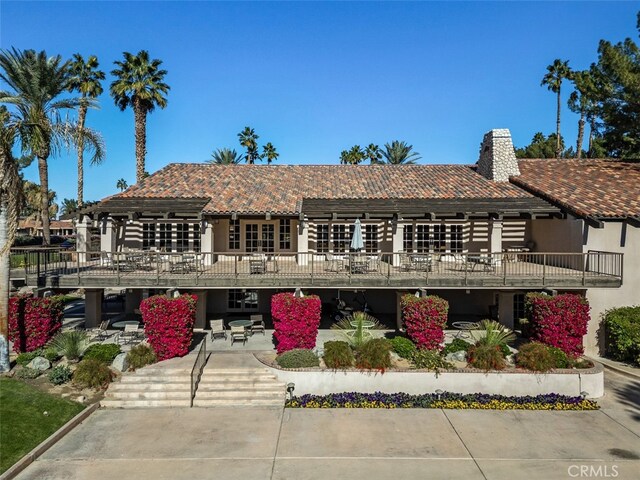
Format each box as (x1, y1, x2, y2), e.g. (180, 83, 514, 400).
(350, 218, 364, 251)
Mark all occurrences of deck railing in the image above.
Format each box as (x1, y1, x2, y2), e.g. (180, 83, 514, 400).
(10, 248, 624, 288)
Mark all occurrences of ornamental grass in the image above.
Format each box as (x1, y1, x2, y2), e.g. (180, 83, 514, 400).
(286, 392, 598, 410)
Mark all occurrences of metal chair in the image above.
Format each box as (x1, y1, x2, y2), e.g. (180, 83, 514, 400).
(120, 324, 143, 345)
(88, 320, 111, 342)
(209, 319, 227, 341)
(230, 326, 248, 346)
(250, 314, 266, 336)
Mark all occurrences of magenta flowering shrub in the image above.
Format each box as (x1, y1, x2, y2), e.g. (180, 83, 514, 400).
(141, 294, 197, 361)
(525, 293, 589, 357)
(271, 293, 321, 354)
(401, 294, 448, 350)
(8, 294, 64, 353)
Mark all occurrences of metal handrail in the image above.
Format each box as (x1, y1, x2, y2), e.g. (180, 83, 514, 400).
(190, 338, 207, 408)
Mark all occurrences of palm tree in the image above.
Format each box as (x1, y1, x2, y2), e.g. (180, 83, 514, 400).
(261, 142, 279, 164)
(238, 127, 259, 164)
(541, 59, 572, 158)
(365, 144, 383, 164)
(340, 145, 365, 165)
(60, 198, 78, 216)
(67, 54, 105, 206)
(22, 181, 57, 232)
(0, 48, 105, 245)
(110, 50, 170, 183)
(208, 148, 242, 164)
(568, 70, 598, 159)
(0, 106, 24, 371)
(382, 140, 421, 164)
(116, 178, 128, 191)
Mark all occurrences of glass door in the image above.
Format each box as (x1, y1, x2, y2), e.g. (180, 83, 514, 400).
(261, 224, 275, 252)
(246, 224, 259, 252)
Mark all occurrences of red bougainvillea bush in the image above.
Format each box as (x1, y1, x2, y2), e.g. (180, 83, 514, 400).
(141, 294, 197, 361)
(525, 293, 590, 357)
(271, 293, 321, 354)
(8, 294, 64, 353)
(401, 294, 448, 350)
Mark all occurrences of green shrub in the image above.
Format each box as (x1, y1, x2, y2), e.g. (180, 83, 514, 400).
(83, 344, 121, 364)
(49, 330, 89, 361)
(44, 346, 60, 362)
(15, 349, 43, 366)
(604, 306, 640, 365)
(331, 311, 382, 349)
(14, 367, 41, 379)
(410, 349, 453, 370)
(389, 336, 416, 359)
(355, 338, 391, 370)
(442, 338, 472, 355)
(323, 341, 354, 369)
(573, 358, 594, 369)
(276, 349, 320, 368)
(126, 344, 157, 371)
(468, 344, 506, 371)
(547, 346, 571, 368)
(48, 365, 72, 385)
(500, 344, 512, 358)
(516, 342, 556, 372)
(73, 359, 113, 389)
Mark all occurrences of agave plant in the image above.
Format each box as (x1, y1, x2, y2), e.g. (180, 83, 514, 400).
(331, 311, 381, 349)
(469, 319, 516, 349)
(48, 330, 90, 362)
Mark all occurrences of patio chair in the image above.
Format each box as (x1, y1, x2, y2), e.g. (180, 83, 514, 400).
(210, 319, 227, 341)
(230, 326, 248, 346)
(88, 320, 111, 342)
(100, 251, 114, 269)
(120, 324, 143, 345)
(325, 253, 343, 272)
(366, 255, 381, 273)
(250, 314, 266, 336)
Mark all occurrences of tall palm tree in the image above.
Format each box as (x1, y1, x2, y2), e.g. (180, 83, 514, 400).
(208, 148, 242, 164)
(67, 54, 105, 206)
(340, 145, 365, 165)
(541, 59, 572, 158)
(382, 140, 421, 164)
(261, 142, 279, 164)
(238, 127, 259, 164)
(365, 143, 383, 164)
(568, 70, 598, 159)
(22, 181, 57, 232)
(0, 106, 24, 371)
(60, 198, 78, 216)
(110, 50, 170, 183)
(0, 48, 105, 245)
(116, 178, 128, 191)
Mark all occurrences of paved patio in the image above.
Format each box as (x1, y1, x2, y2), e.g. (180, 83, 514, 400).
(13, 370, 640, 480)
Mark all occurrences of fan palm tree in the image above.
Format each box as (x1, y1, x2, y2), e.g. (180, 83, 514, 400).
(110, 50, 170, 183)
(0, 48, 105, 245)
(261, 142, 279, 164)
(0, 106, 24, 371)
(340, 145, 365, 165)
(208, 148, 242, 164)
(116, 178, 128, 191)
(67, 54, 105, 206)
(541, 59, 572, 158)
(365, 144, 383, 164)
(238, 127, 259, 164)
(381, 140, 421, 164)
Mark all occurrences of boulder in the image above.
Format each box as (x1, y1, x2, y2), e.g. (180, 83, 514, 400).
(445, 350, 467, 363)
(111, 353, 129, 372)
(27, 356, 51, 371)
(76, 395, 86, 404)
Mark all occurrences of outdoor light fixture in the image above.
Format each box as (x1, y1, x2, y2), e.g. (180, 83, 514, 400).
(294, 288, 304, 298)
(435, 389, 443, 400)
(286, 383, 295, 400)
(580, 391, 589, 399)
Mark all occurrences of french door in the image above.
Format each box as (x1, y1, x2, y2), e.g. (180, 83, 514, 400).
(245, 223, 275, 252)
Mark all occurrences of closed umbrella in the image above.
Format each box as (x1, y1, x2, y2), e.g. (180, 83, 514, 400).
(350, 218, 364, 252)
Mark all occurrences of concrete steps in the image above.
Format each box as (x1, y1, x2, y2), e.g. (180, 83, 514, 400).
(192, 367, 285, 407)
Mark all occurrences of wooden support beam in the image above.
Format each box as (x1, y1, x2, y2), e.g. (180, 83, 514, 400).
(626, 216, 640, 228)
(585, 216, 604, 229)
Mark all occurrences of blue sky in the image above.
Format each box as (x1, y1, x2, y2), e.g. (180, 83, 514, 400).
(1, 1, 638, 206)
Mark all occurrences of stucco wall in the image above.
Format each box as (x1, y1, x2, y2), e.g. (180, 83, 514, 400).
(530, 217, 583, 254)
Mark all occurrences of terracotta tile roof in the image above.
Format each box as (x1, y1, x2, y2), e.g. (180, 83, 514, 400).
(512, 159, 640, 219)
(115, 164, 537, 214)
(18, 219, 73, 230)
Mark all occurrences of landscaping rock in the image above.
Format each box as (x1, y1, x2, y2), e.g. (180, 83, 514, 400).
(506, 354, 515, 366)
(445, 350, 467, 363)
(111, 353, 129, 372)
(76, 395, 86, 404)
(27, 356, 51, 371)
(390, 351, 401, 361)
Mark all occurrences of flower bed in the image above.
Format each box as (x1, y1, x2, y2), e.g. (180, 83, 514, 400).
(286, 392, 599, 410)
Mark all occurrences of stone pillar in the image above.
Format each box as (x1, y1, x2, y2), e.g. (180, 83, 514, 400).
(201, 221, 214, 266)
(100, 218, 116, 253)
(392, 224, 404, 266)
(76, 215, 91, 263)
(297, 219, 309, 266)
(498, 292, 514, 329)
(192, 290, 208, 329)
(490, 219, 503, 266)
(125, 289, 143, 316)
(85, 288, 104, 328)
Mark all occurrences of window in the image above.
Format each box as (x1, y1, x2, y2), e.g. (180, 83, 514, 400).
(364, 225, 378, 253)
(227, 289, 258, 311)
(316, 224, 329, 253)
(403, 225, 413, 252)
(415, 225, 430, 253)
(176, 223, 189, 252)
(332, 224, 353, 253)
(142, 223, 156, 250)
(513, 294, 526, 322)
(450, 225, 463, 253)
(158, 223, 172, 251)
(279, 219, 291, 250)
(192, 223, 201, 252)
(228, 219, 240, 250)
(433, 225, 446, 252)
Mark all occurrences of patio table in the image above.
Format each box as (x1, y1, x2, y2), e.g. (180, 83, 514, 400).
(229, 319, 253, 337)
(111, 320, 141, 329)
(451, 321, 479, 340)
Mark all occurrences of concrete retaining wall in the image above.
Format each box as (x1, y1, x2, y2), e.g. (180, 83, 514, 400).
(265, 364, 604, 399)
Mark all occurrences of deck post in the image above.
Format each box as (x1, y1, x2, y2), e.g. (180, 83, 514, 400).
(542, 253, 546, 285)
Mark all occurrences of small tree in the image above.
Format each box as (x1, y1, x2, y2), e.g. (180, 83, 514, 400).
(401, 294, 448, 350)
(271, 293, 321, 354)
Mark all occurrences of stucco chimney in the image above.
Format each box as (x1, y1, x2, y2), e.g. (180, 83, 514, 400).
(477, 129, 520, 182)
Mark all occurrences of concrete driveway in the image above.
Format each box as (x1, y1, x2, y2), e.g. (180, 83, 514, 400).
(14, 371, 640, 480)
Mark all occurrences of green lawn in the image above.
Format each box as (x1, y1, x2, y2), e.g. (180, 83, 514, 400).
(0, 377, 85, 474)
